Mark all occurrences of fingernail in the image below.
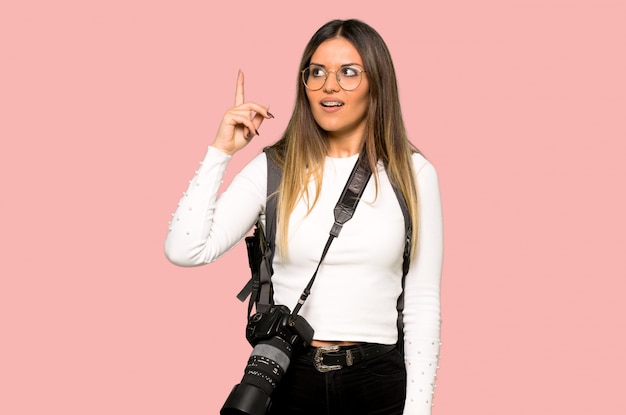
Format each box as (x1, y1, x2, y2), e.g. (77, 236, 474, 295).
(255, 129, 260, 136)
(267, 111, 275, 119)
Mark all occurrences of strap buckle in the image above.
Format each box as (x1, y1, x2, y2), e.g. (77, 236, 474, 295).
(313, 346, 354, 372)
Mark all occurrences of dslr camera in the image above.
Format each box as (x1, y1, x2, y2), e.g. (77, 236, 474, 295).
(220, 305, 314, 415)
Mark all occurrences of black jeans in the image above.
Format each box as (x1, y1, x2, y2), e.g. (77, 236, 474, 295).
(268, 344, 406, 415)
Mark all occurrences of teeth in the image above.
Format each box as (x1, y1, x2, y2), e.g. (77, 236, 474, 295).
(322, 101, 343, 107)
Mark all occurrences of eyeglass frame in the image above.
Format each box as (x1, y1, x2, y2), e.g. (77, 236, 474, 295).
(301, 64, 367, 91)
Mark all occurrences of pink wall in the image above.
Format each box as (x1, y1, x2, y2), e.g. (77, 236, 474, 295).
(2, 1, 625, 414)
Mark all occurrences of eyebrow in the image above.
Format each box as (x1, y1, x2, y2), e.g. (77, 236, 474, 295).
(310, 62, 363, 68)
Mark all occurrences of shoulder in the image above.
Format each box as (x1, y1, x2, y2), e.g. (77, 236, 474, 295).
(239, 150, 268, 175)
(227, 150, 269, 198)
(411, 152, 439, 180)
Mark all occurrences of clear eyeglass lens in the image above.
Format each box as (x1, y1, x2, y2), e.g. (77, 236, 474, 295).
(302, 65, 362, 91)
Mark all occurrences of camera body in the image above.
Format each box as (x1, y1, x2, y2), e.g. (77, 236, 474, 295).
(246, 305, 314, 348)
(221, 305, 314, 415)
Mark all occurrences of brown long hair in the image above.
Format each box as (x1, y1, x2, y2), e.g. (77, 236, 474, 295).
(270, 19, 420, 258)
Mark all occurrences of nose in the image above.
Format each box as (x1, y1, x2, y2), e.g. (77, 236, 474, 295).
(323, 70, 340, 92)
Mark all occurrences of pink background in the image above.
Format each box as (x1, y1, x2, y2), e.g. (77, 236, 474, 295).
(1, 1, 625, 414)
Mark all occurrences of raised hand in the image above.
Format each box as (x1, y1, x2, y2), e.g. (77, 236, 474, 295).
(211, 70, 273, 155)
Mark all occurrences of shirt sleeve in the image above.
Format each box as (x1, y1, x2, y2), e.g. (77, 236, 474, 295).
(402, 156, 444, 415)
(164, 146, 267, 266)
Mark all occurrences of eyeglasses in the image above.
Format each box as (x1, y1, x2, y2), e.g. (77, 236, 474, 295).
(301, 64, 366, 91)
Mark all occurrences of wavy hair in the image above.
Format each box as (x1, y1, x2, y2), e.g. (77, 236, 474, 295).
(269, 19, 420, 258)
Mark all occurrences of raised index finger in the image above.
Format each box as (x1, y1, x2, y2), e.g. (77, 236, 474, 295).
(234, 70, 244, 106)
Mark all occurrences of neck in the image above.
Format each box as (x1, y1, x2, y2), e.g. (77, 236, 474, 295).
(326, 132, 365, 158)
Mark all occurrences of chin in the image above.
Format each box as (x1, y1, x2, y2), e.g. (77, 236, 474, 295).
(313, 116, 348, 134)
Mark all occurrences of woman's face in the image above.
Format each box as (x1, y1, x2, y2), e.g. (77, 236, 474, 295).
(305, 37, 370, 143)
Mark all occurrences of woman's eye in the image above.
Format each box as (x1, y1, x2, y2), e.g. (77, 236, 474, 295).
(341, 66, 358, 77)
(311, 67, 326, 77)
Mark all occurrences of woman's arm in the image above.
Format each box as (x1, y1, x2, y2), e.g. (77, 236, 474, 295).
(402, 155, 444, 415)
(164, 147, 267, 266)
(164, 70, 273, 266)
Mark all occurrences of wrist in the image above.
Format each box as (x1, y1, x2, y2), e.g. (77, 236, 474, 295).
(210, 143, 235, 156)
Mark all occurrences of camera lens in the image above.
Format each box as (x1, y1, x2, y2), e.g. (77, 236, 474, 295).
(221, 336, 294, 415)
(245, 336, 293, 394)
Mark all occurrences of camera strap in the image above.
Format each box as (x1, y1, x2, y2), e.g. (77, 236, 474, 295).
(289, 153, 372, 320)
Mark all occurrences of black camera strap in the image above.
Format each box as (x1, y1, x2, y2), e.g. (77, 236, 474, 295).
(289, 154, 371, 320)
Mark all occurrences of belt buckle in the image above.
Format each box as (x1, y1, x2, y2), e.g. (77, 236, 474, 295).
(313, 346, 343, 372)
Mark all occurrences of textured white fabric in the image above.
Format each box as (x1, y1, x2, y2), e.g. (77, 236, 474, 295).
(165, 145, 443, 414)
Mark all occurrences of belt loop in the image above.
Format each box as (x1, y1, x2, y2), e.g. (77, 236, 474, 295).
(345, 349, 354, 366)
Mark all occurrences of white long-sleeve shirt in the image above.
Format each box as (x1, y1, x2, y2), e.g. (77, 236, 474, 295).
(165, 146, 443, 414)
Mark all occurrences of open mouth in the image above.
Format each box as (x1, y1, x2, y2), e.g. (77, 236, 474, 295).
(321, 101, 344, 108)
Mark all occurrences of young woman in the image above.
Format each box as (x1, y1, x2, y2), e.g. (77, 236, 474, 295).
(165, 19, 443, 415)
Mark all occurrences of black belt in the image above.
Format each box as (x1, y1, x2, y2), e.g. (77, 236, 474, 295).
(306, 343, 396, 373)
